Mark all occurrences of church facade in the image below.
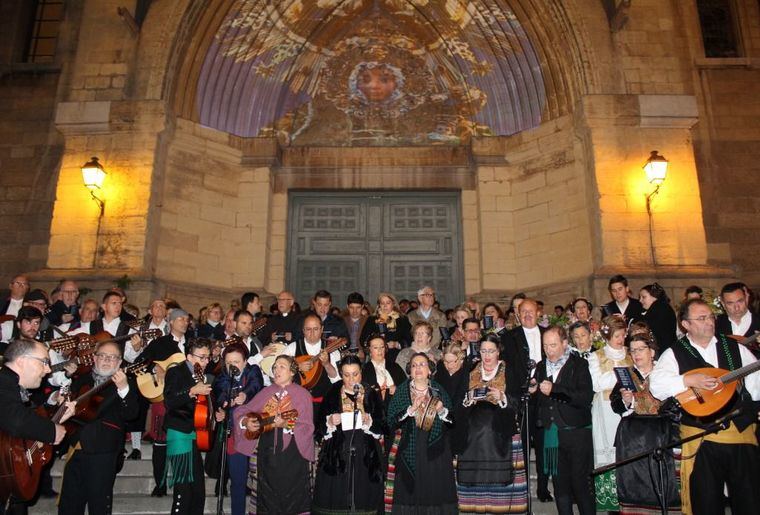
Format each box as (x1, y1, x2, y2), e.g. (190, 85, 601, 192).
(0, 0, 757, 310)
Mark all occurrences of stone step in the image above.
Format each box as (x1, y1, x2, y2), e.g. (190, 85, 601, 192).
(30, 493, 231, 514)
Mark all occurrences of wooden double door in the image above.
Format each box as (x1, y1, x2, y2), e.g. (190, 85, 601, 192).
(287, 191, 464, 310)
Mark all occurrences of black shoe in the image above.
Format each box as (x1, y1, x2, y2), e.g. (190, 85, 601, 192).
(537, 492, 554, 502)
(127, 449, 142, 460)
(39, 488, 58, 499)
(151, 485, 166, 497)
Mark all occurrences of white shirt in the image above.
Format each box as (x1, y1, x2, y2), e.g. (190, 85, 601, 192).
(588, 345, 628, 393)
(419, 307, 432, 320)
(616, 299, 630, 315)
(523, 325, 542, 366)
(730, 310, 752, 337)
(284, 340, 341, 383)
(1, 297, 23, 342)
(372, 360, 395, 388)
(148, 320, 169, 335)
(61, 321, 91, 336)
(649, 336, 760, 401)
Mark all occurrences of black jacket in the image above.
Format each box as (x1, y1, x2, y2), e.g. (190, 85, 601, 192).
(643, 299, 678, 353)
(501, 325, 545, 397)
(66, 372, 140, 453)
(602, 297, 644, 323)
(293, 312, 349, 341)
(46, 300, 79, 327)
(260, 312, 300, 345)
(360, 315, 412, 349)
(139, 334, 183, 363)
(198, 322, 225, 341)
(0, 366, 56, 443)
(534, 353, 593, 429)
(164, 361, 200, 434)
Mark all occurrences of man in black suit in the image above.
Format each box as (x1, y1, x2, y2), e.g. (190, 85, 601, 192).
(58, 340, 139, 514)
(500, 298, 550, 500)
(0, 339, 74, 513)
(90, 291, 140, 358)
(294, 289, 349, 342)
(260, 290, 299, 345)
(343, 292, 368, 358)
(45, 280, 80, 327)
(162, 339, 213, 515)
(0, 275, 30, 346)
(716, 282, 760, 349)
(531, 326, 595, 515)
(602, 274, 644, 322)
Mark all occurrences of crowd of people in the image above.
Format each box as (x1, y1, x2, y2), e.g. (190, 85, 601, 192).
(0, 273, 758, 515)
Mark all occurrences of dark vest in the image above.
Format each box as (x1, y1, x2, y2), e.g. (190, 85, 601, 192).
(671, 335, 755, 431)
(294, 339, 333, 400)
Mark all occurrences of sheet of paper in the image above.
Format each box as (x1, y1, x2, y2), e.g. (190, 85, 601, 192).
(341, 411, 361, 430)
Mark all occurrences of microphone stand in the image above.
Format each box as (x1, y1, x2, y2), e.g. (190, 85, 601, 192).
(520, 360, 536, 515)
(216, 367, 239, 515)
(347, 385, 360, 512)
(591, 408, 743, 515)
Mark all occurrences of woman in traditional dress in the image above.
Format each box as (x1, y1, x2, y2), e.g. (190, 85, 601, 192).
(361, 292, 412, 361)
(456, 334, 527, 514)
(233, 355, 314, 514)
(434, 342, 468, 406)
(396, 321, 442, 372)
(386, 353, 457, 514)
(610, 334, 680, 514)
(588, 315, 633, 512)
(447, 304, 473, 349)
(313, 355, 385, 514)
(639, 282, 678, 353)
(362, 334, 406, 413)
(568, 321, 594, 359)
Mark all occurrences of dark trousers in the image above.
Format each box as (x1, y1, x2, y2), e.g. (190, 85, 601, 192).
(227, 452, 249, 515)
(152, 442, 167, 487)
(58, 450, 119, 515)
(554, 427, 594, 515)
(690, 440, 760, 515)
(170, 443, 205, 515)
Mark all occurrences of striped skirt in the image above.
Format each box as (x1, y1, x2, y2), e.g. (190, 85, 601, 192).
(457, 434, 528, 514)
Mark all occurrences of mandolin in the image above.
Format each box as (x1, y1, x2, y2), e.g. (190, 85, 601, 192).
(192, 363, 214, 451)
(242, 409, 298, 440)
(675, 359, 760, 417)
(727, 332, 760, 353)
(295, 337, 349, 389)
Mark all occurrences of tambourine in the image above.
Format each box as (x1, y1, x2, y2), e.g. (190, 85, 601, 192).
(415, 395, 441, 432)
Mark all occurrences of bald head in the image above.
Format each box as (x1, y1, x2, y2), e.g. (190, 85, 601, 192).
(277, 291, 295, 314)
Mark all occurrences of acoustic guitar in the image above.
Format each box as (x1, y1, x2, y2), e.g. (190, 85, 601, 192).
(192, 363, 214, 451)
(242, 409, 299, 440)
(675, 359, 760, 417)
(134, 353, 187, 402)
(295, 337, 349, 389)
(49, 347, 97, 374)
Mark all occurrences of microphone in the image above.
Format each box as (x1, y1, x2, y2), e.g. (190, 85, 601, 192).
(714, 408, 742, 428)
(228, 364, 240, 377)
(526, 359, 537, 371)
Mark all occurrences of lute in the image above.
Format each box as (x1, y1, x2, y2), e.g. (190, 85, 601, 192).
(676, 359, 760, 417)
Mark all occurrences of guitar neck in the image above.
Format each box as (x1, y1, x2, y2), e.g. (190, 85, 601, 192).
(307, 338, 347, 363)
(50, 358, 76, 373)
(720, 359, 760, 384)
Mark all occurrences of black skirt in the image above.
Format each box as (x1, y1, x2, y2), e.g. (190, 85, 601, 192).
(392, 426, 458, 514)
(257, 430, 311, 514)
(313, 428, 384, 514)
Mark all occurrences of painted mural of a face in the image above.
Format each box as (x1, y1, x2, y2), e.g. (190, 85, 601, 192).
(350, 62, 404, 105)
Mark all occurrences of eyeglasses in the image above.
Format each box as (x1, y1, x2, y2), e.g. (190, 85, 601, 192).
(191, 354, 211, 362)
(419, 293, 434, 297)
(24, 355, 50, 367)
(629, 347, 650, 354)
(95, 353, 121, 362)
(12, 281, 29, 287)
(479, 349, 498, 355)
(686, 314, 715, 322)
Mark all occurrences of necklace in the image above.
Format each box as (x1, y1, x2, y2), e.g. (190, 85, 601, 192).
(411, 382, 428, 393)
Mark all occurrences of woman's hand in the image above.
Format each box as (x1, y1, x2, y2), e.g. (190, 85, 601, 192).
(488, 386, 504, 403)
(620, 389, 634, 407)
(330, 413, 342, 426)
